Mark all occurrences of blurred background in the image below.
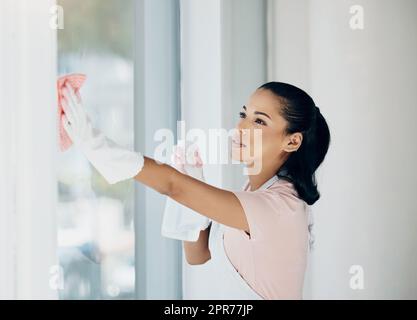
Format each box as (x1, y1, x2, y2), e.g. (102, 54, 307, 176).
(0, 0, 416, 300)
(56, 0, 136, 300)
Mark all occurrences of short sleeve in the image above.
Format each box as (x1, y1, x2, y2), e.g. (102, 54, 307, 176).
(232, 189, 304, 241)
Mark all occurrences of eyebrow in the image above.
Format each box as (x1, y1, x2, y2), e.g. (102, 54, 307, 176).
(242, 105, 271, 120)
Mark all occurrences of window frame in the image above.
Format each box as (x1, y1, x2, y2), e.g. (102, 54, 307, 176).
(134, 0, 182, 299)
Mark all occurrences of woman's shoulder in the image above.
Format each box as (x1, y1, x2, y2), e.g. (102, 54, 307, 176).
(267, 178, 299, 197)
(263, 178, 307, 213)
(232, 178, 308, 240)
(238, 176, 306, 213)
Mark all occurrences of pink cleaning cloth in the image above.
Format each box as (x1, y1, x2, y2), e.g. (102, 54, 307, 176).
(57, 73, 86, 152)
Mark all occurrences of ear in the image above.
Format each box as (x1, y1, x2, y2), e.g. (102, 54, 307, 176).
(283, 132, 303, 153)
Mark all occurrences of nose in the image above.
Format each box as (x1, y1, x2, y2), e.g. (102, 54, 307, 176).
(238, 125, 250, 137)
(231, 127, 248, 143)
(234, 116, 250, 141)
(236, 119, 250, 132)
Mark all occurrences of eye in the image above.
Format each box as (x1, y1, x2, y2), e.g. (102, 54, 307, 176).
(255, 118, 266, 126)
(239, 111, 246, 118)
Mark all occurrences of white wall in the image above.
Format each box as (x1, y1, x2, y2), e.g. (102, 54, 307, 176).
(269, 0, 417, 299)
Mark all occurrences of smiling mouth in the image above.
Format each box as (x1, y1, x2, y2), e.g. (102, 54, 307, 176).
(232, 138, 246, 147)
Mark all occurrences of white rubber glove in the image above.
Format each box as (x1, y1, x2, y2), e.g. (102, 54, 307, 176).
(61, 82, 144, 184)
(161, 140, 211, 241)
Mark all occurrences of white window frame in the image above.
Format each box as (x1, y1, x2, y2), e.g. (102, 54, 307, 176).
(134, 0, 182, 299)
(0, 0, 58, 299)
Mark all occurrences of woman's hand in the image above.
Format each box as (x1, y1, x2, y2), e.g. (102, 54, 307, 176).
(61, 82, 144, 184)
(61, 82, 93, 147)
(171, 140, 204, 181)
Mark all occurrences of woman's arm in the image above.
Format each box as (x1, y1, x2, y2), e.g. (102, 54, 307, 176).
(60, 84, 248, 232)
(183, 225, 211, 265)
(135, 156, 249, 232)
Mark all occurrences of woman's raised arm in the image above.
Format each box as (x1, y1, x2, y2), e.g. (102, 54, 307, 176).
(134, 156, 249, 231)
(61, 83, 249, 232)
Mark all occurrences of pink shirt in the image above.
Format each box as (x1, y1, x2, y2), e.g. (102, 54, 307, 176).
(223, 177, 309, 300)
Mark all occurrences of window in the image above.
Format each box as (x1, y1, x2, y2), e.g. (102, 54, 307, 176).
(0, 0, 181, 300)
(57, 0, 136, 299)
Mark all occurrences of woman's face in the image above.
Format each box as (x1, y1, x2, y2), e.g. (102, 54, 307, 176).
(231, 89, 301, 169)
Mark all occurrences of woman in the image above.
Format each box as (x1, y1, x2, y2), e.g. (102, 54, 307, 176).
(61, 81, 330, 300)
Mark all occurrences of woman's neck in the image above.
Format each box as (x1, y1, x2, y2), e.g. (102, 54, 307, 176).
(248, 174, 274, 191)
(246, 155, 288, 191)
(247, 165, 281, 191)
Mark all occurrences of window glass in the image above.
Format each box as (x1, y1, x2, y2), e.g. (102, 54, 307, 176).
(57, 0, 135, 299)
